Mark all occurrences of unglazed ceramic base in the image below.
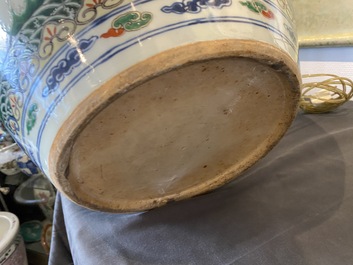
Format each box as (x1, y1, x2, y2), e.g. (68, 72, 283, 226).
(0, 0, 299, 212)
(50, 40, 300, 212)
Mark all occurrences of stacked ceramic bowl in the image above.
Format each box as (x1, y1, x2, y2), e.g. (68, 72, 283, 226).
(0, 212, 28, 265)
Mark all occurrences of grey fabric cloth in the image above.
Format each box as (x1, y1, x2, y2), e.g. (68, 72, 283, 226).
(49, 103, 353, 265)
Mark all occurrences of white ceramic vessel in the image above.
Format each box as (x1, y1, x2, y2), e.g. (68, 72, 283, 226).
(14, 174, 56, 221)
(0, 0, 300, 212)
(0, 212, 28, 265)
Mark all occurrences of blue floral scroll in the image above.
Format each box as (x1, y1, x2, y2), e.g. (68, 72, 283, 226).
(162, 0, 232, 14)
(43, 35, 98, 97)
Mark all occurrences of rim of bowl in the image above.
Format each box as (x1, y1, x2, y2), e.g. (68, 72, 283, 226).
(0, 211, 19, 253)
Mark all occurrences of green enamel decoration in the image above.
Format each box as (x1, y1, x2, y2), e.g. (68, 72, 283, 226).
(10, 0, 45, 35)
(240, 1, 266, 13)
(26, 103, 38, 135)
(16, 0, 82, 51)
(113, 11, 153, 31)
(254, 1, 266, 11)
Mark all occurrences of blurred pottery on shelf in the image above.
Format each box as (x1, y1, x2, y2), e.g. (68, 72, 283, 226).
(0, 144, 21, 176)
(40, 223, 52, 254)
(0, 122, 14, 146)
(16, 153, 41, 177)
(19, 220, 42, 244)
(0, 211, 28, 265)
(14, 174, 56, 221)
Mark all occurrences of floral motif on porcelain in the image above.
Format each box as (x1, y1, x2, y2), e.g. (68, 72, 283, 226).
(101, 11, 153, 38)
(0, 0, 153, 151)
(239, 1, 274, 19)
(0, 0, 297, 174)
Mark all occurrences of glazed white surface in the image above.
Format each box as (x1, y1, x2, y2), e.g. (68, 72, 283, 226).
(38, 0, 297, 177)
(0, 0, 298, 179)
(0, 211, 19, 254)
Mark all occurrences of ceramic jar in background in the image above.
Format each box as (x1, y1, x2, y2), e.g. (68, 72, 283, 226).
(14, 174, 56, 221)
(0, 212, 28, 265)
(0, 0, 301, 212)
(0, 144, 21, 176)
(15, 153, 40, 177)
(0, 143, 40, 177)
(0, 122, 19, 176)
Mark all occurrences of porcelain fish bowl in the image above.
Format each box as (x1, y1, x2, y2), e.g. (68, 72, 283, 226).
(0, 0, 300, 212)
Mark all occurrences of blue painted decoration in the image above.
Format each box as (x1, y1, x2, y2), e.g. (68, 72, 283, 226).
(162, 0, 232, 14)
(43, 35, 99, 97)
(16, 154, 40, 176)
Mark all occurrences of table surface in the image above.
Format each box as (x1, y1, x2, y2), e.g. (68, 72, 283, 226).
(49, 102, 353, 265)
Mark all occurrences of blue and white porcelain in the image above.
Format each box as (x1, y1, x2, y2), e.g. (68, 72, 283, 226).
(15, 152, 40, 177)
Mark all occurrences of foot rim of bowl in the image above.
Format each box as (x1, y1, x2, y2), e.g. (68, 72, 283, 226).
(49, 39, 301, 213)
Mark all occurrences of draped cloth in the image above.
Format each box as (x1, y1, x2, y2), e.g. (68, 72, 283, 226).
(49, 103, 353, 265)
